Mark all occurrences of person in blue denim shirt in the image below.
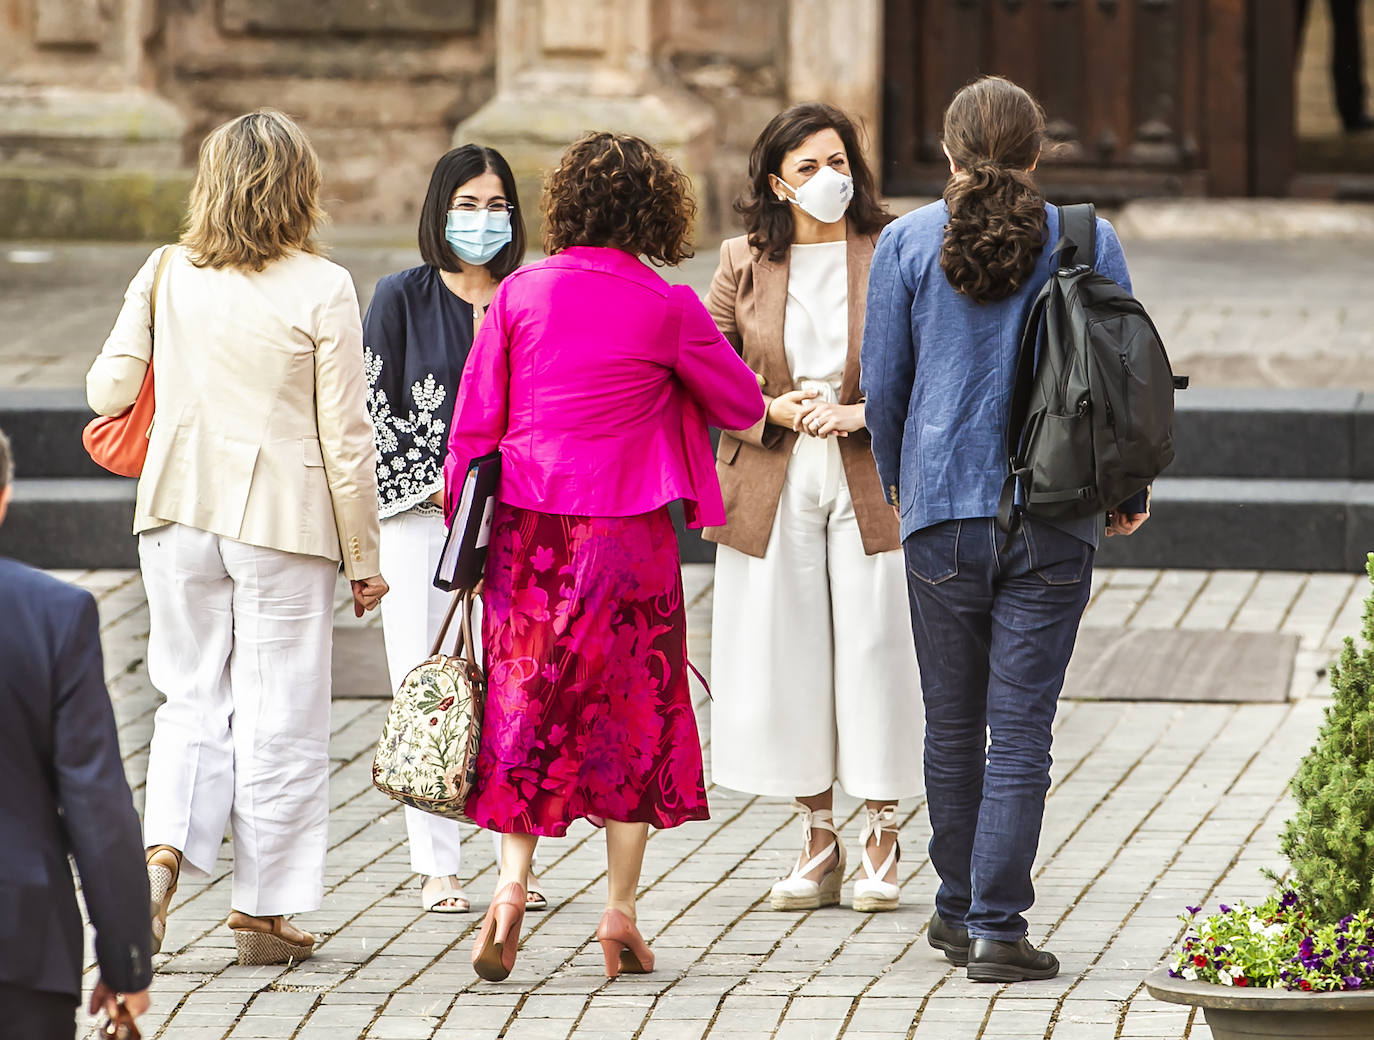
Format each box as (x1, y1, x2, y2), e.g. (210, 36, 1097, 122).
(861, 76, 1150, 983)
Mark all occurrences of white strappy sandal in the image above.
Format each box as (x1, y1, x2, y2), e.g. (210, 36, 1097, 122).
(421, 875, 471, 914)
(770, 803, 846, 911)
(853, 804, 901, 912)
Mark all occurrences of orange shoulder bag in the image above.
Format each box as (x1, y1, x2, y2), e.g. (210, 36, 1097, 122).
(82, 245, 175, 478)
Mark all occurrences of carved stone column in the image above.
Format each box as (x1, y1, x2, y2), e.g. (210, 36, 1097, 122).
(0, 0, 189, 238)
(786, 0, 884, 168)
(455, 0, 713, 233)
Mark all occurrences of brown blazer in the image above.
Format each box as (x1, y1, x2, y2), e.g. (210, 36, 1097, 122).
(701, 223, 900, 558)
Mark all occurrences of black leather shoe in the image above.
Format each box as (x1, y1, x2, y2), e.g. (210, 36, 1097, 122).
(926, 913, 970, 966)
(966, 937, 1059, 982)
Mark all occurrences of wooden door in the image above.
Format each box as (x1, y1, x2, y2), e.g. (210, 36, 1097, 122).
(881, 0, 1295, 202)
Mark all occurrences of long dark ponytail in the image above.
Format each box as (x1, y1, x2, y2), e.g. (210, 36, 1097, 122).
(939, 77, 1048, 304)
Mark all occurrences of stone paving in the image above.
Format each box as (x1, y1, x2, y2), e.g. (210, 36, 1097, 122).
(60, 561, 1369, 1040)
(5, 210, 1374, 394)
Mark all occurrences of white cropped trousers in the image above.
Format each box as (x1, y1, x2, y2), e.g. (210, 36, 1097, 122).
(140, 523, 336, 917)
(379, 510, 501, 876)
(710, 434, 924, 801)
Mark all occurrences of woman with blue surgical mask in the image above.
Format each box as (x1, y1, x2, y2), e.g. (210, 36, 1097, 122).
(362, 144, 546, 916)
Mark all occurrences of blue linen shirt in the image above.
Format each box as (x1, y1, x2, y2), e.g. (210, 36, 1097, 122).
(860, 201, 1133, 548)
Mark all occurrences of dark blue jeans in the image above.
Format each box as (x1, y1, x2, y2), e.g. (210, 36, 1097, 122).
(903, 517, 1093, 942)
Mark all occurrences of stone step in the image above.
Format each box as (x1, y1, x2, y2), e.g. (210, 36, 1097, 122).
(1169, 388, 1374, 480)
(1094, 477, 1374, 571)
(0, 477, 138, 569)
(3, 394, 1370, 571)
(1, 476, 1368, 573)
(0, 388, 106, 479)
(5, 388, 1368, 482)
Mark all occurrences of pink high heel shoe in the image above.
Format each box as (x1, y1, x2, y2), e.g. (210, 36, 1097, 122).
(471, 881, 526, 982)
(597, 907, 655, 978)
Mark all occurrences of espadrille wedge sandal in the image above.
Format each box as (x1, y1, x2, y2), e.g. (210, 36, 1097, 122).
(145, 845, 182, 955)
(769, 803, 845, 911)
(226, 912, 316, 966)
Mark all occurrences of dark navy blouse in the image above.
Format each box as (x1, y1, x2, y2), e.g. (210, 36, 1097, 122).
(362, 264, 477, 518)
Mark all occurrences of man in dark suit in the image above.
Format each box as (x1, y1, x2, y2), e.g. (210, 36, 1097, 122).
(0, 427, 152, 1038)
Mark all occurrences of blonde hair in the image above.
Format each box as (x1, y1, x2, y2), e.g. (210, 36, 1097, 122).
(181, 109, 326, 271)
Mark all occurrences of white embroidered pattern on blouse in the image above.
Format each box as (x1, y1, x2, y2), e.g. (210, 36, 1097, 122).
(365, 347, 448, 517)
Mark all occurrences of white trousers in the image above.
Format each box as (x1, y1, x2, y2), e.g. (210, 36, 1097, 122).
(140, 524, 336, 916)
(709, 434, 924, 800)
(379, 511, 501, 876)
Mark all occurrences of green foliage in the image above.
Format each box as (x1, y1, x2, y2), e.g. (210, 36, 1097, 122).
(1278, 553, 1374, 924)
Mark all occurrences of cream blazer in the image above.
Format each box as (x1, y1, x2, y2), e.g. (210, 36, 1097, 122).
(87, 246, 382, 579)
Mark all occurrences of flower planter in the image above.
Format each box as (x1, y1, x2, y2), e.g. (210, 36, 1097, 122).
(1145, 967, 1374, 1039)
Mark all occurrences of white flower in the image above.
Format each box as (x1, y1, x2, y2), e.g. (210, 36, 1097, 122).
(1217, 968, 1234, 986)
(1183, 967, 1198, 981)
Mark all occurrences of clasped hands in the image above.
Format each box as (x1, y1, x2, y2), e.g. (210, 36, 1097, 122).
(766, 386, 864, 438)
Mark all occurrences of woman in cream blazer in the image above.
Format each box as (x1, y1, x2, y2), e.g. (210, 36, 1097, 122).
(86, 110, 386, 968)
(705, 103, 923, 915)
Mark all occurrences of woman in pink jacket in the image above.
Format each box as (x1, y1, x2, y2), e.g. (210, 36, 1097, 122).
(444, 131, 765, 984)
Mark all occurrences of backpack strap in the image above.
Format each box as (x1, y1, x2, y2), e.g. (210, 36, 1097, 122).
(1055, 203, 1097, 270)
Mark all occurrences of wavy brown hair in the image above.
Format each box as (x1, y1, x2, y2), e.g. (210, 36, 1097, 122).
(542, 132, 695, 266)
(737, 102, 891, 263)
(181, 109, 326, 272)
(940, 77, 1048, 304)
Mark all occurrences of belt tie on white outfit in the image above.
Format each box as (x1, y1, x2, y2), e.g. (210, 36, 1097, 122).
(793, 378, 843, 509)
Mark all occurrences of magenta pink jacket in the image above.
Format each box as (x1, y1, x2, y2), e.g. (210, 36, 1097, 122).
(444, 246, 765, 527)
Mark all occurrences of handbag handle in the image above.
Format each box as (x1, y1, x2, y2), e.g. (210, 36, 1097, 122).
(429, 587, 478, 666)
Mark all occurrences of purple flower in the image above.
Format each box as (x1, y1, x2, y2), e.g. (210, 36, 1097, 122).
(1219, 903, 1232, 913)
(1345, 976, 1363, 990)
(1186, 905, 1201, 916)
(1282, 891, 1299, 908)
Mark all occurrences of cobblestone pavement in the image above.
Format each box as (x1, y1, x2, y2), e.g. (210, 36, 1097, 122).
(5, 217, 1374, 392)
(59, 562, 1366, 1040)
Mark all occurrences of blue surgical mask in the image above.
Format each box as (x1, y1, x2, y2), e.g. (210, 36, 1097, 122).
(445, 209, 512, 266)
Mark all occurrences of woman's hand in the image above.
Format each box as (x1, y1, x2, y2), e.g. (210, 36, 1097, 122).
(766, 387, 820, 429)
(351, 574, 390, 617)
(795, 400, 865, 438)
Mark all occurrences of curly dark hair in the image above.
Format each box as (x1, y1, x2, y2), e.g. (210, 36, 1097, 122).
(737, 102, 892, 263)
(542, 132, 695, 266)
(940, 76, 1049, 305)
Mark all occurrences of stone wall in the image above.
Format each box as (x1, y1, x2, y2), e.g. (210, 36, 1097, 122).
(662, 0, 788, 233)
(0, 0, 854, 235)
(155, 0, 497, 226)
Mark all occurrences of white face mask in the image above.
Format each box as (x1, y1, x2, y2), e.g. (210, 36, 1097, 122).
(776, 164, 854, 224)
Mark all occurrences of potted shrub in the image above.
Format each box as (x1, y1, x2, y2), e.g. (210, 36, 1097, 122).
(1145, 554, 1374, 1039)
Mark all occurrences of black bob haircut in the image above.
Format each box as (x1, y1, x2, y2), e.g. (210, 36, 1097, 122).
(417, 144, 527, 279)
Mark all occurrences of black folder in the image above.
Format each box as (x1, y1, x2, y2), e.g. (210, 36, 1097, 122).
(433, 450, 501, 592)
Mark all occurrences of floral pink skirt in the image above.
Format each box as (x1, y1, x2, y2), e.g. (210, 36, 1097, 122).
(464, 503, 710, 836)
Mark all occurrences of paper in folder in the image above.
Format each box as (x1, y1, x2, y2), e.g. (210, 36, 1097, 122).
(433, 451, 501, 592)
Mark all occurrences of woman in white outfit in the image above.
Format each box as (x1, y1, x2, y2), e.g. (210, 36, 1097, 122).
(363, 144, 544, 914)
(86, 110, 388, 966)
(705, 103, 923, 912)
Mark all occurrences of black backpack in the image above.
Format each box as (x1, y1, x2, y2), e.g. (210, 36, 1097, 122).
(997, 203, 1185, 537)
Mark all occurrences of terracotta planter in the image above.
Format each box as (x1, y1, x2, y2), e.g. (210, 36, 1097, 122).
(1145, 967, 1374, 1039)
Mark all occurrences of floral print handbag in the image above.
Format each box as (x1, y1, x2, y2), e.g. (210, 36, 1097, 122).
(372, 589, 484, 819)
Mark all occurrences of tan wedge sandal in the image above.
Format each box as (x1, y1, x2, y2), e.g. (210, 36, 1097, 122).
(145, 845, 182, 955)
(227, 912, 317, 966)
